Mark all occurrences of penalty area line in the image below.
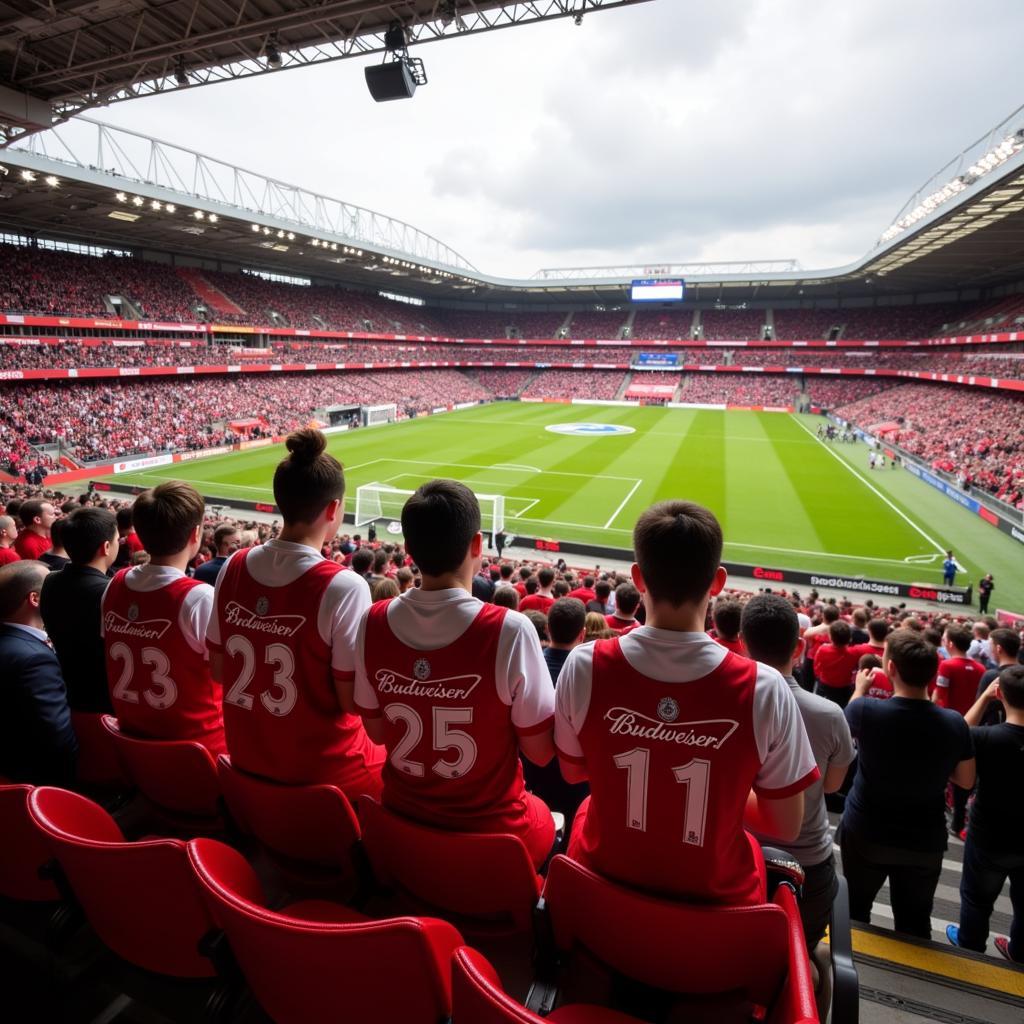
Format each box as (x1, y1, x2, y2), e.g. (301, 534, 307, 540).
(604, 479, 644, 530)
(789, 416, 947, 555)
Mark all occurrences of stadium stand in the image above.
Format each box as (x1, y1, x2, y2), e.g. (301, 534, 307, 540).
(700, 308, 768, 340)
(565, 311, 628, 338)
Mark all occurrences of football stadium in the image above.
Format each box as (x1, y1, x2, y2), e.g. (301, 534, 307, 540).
(1, 3, 1024, 1023)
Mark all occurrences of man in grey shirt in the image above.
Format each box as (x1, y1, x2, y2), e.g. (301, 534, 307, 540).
(742, 594, 856, 949)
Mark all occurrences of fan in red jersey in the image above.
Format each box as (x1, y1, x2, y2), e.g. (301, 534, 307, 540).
(208, 429, 383, 799)
(102, 482, 225, 755)
(555, 500, 818, 906)
(352, 479, 557, 869)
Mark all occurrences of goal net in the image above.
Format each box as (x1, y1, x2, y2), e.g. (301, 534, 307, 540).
(364, 403, 397, 427)
(354, 483, 505, 535)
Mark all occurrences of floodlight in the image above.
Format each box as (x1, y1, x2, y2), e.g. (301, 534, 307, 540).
(265, 34, 282, 68)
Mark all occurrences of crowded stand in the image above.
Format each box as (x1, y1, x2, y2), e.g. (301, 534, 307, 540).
(629, 308, 696, 340)
(565, 310, 628, 338)
(2, 459, 1023, 1024)
(834, 382, 1024, 507)
(0, 370, 489, 462)
(677, 372, 800, 406)
(701, 307, 769, 340)
(520, 369, 626, 400)
(0, 244, 199, 321)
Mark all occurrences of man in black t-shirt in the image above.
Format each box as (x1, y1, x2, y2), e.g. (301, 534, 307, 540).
(840, 630, 975, 939)
(947, 665, 1024, 963)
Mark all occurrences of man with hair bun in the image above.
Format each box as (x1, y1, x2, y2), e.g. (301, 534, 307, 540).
(209, 429, 384, 798)
(353, 478, 557, 869)
(555, 499, 818, 905)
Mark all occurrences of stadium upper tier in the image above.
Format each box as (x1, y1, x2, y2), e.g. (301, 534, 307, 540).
(3, 338, 1023, 380)
(2, 244, 1024, 340)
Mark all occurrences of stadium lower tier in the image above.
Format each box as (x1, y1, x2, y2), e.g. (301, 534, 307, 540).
(1, 370, 1022, 509)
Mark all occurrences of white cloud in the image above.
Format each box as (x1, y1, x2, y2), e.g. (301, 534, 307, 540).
(91, 0, 1024, 278)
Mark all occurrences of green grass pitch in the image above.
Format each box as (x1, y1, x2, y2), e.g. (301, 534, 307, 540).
(116, 403, 1024, 612)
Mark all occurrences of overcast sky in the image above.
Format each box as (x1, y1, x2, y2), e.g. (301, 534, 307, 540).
(90, 0, 1024, 279)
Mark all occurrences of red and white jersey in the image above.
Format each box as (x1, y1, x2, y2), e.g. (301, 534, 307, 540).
(935, 656, 987, 716)
(354, 587, 554, 833)
(556, 627, 818, 904)
(101, 565, 224, 754)
(207, 539, 378, 788)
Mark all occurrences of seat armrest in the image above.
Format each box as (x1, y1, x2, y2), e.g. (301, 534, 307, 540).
(762, 846, 805, 894)
(829, 875, 859, 1024)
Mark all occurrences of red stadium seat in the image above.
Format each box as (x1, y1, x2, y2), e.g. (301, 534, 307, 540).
(358, 796, 542, 934)
(216, 754, 362, 873)
(0, 784, 61, 902)
(70, 712, 128, 788)
(188, 837, 464, 1024)
(539, 855, 818, 1023)
(27, 787, 216, 977)
(452, 945, 643, 1024)
(101, 715, 220, 824)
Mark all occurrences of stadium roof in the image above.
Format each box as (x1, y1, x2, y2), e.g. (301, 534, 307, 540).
(1, 107, 1023, 307)
(0, 0, 649, 145)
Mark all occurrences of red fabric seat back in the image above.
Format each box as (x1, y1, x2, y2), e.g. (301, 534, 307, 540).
(543, 855, 789, 1005)
(28, 787, 216, 977)
(358, 796, 541, 931)
(188, 838, 463, 1024)
(71, 711, 128, 786)
(217, 754, 360, 868)
(0, 784, 61, 901)
(102, 715, 219, 819)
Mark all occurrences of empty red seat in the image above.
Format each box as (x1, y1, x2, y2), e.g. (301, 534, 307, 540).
(188, 837, 463, 1024)
(217, 754, 361, 872)
(0, 784, 60, 902)
(28, 787, 216, 977)
(359, 796, 541, 933)
(452, 945, 642, 1023)
(101, 715, 220, 823)
(70, 712, 127, 788)
(540, 855, 818, 1023)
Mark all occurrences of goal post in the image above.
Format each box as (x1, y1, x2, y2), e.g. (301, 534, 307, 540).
(363, 403, 397, 427)
(354, 482, 505, 535)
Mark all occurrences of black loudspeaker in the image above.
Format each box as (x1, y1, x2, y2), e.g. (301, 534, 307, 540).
(365, 61, 417, 102)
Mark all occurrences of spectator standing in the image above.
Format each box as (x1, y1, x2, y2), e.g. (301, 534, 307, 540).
(813, 620, 860, 707)
(102, 483, 226, 756)
(0, 513, 20, 565)
(38, 516, 70, 572)
(840, 631, 975, 938)
(40, 507, 119, 713)
(978, 574, 995, 615)
(0, 561, 78, 785)
(555, 500, 818, 905)
(209, 429, 382, 797)
(947, 666, 1024, 964)
(523, 596, 590, 831)
(194, 524, 241, 585)
(13, 499, 56, 561)
(353, 480, 557, 868)
(742, 594, 856, 949)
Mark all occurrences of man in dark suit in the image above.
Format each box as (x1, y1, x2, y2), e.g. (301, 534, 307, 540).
(40, 507, 118, 713)
(0, 560, 78, 785)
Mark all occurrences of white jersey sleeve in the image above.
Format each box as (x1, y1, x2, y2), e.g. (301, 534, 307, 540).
(352, 608, 378, 715)
(553, 642, 596, 762)
(752, 665, 818, 797)
(496, 609, 555, 734)
(323, 569, 372, 679)
(179, 583, 214, 657)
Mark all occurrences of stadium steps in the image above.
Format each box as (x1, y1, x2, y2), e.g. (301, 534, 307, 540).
(175, 267, 246, 317)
